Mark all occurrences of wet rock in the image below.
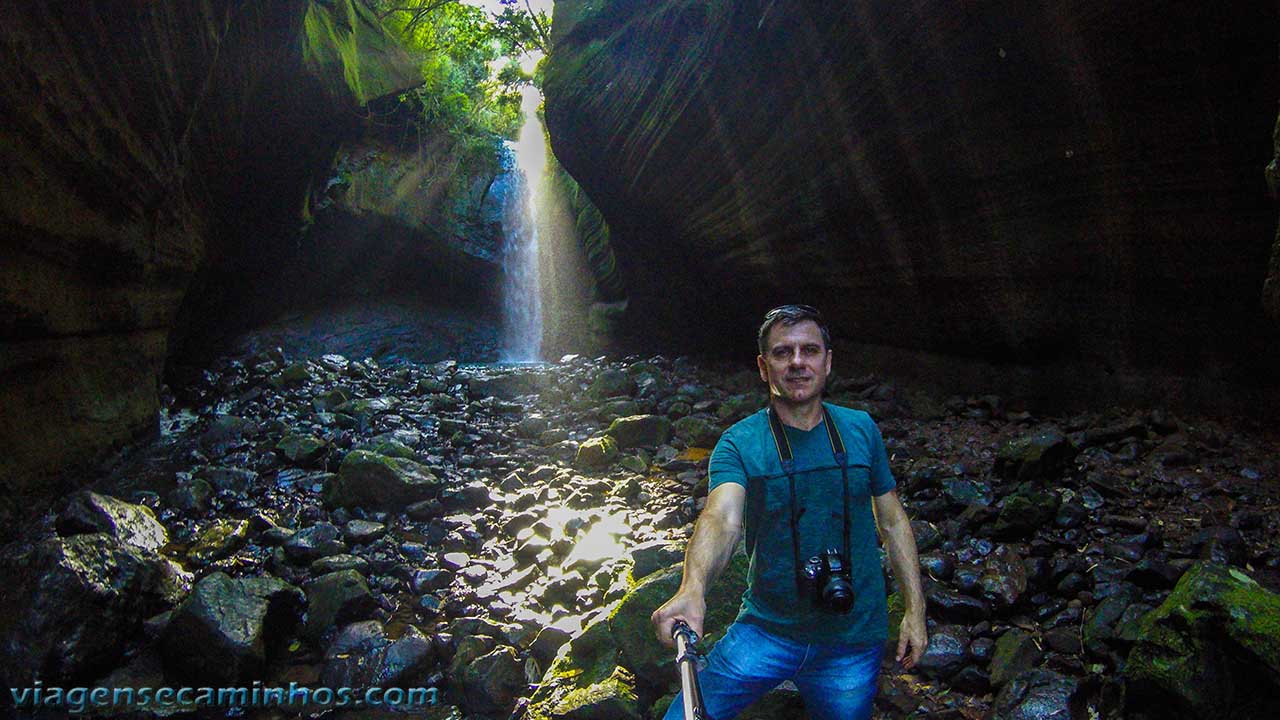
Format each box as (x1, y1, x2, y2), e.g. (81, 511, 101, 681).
(321, 621, 435, 690)
(942, 478, 994, 507)
(304, 570, 377, 641)
(951, 664, 991, 694)
(915, 624, 970, 679)
(326, 450, 441, 510)
(334, 397, 399, 425)
(275, 433, 328, 466)
(628, 540, 684, 580)
(994, 428, 1073, 482)
(56, 491, 168, 552)
(919, 552, 955, 581)
(187, 519, 249, 565)
(989, 628, 1043, 688)
(311, 554, 369, 575)
(530, 625, 573, 668)
(717, 393, 762, 423)
(343, 519, 386, 545)
(1189, 526, 1247, 567)
(469, 373, 545, 400)
(195, 466, 258, 493)
(161, 572, 303, 685)
(606, 414, 672, 449)
(270, 361, 311, 388)
(1124, 562, 1280, 718)
(167, 478, 214, 513)
(992, 669, 1079, 720)
(201, 415, 254, 450)
(540, 666, 640, 720)
(912, 520, 942, 552)
(589, 369, 635, 399)
(411, 568, 455, 594)
(980, 546, 1028, 610)
(574, 436, 619, 470)
(927, 585, 991, 624)
(992, 486, 1060, 540)
(1043, 627, 1079, 655)
(283, 522, 347, 563)
(455, 645, 526, 715)
(354, 437, 416, 460)
(672, 415, 721, 448)
(1054, 502, 1087, 529)
(0, 533, 174, 684)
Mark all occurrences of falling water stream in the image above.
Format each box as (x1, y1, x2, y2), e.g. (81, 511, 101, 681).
(500, 86, 547, 361)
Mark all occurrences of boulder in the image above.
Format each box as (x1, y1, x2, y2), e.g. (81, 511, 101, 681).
(321, 621, 435, 690)
(992, 669, 1079, 720)
(992, 486, 1061, 539)
(994, 428, 1074, 482)
(275, 433, 328, 466)
(283, 522, 347, 563)
(606, 414, 672, 449)
(160, 572, 304, 685)
(672, 416, 721, 448)
(304, 570, 378, 641)
(588, 369, 635, 399)
(55, 491, 168, 552)
(0, 533, 172, 684)
(187, 519, 249, 566)
(1124, 562, 1280, 718)
(327, 450, 441, 509)
(915, 624, 970, 680)
(574, 436, 619, 470)
(455, 645, 527, 715)
(989, 629, 1043, 688)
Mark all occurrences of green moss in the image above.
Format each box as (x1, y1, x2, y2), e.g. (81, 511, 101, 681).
(1124, 562, 1280, 715)
(301, 0, 420, 105)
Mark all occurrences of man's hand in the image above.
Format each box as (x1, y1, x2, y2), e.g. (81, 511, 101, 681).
(651, 590, 706, 648)
(896, 610, 928, 670)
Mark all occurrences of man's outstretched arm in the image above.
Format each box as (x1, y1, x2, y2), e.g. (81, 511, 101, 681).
(872, 489, 928, 669)
(650, 482, 746, 647)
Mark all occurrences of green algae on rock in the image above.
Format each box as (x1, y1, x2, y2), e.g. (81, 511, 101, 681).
(1124, 562, 1280, 719)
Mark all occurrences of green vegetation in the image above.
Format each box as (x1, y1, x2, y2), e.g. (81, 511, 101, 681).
(354, 1, 550, 215)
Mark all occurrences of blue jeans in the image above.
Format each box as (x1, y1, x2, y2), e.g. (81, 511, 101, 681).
(662, 621, 883, 720)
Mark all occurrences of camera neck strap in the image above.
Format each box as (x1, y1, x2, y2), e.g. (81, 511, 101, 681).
(766, 404, 852, 586)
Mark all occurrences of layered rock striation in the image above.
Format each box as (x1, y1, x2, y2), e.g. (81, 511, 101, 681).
(544, 0, 1280, 408)
(0, 0, 419, 516)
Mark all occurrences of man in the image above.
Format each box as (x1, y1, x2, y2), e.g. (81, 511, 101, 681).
(651, 304, 927, 720)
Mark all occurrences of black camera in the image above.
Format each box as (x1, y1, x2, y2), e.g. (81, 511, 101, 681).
(798, 548, 856, 613)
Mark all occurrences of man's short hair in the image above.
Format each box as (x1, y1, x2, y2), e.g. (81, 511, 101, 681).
(757, 304, 832, 355)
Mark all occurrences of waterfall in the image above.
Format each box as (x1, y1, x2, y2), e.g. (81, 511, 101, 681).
(499, 86, 546, 362)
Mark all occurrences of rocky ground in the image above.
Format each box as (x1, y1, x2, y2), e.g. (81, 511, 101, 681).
(3, 347, 1279, 720)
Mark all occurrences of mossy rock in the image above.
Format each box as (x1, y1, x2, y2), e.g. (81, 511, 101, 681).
(527, 617, 623, 720)
(270, 362, 311, 388)
(609, 552, 749, 689)
(326, 450, 440, 510)
(991, 485, 1060, 539)
(1123, 562, 1280, 719)
(547, 666, 640, 719)
(187, 519, 248, 566)
(672, 416, 721, 449)
(993, 427, 1073, 482)
(575, 436, 619, 470)
(275, 433, 327, 465)
(606, 414, 671, 449)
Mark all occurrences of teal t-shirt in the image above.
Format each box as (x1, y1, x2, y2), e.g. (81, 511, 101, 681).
(709, 402, 895, 645)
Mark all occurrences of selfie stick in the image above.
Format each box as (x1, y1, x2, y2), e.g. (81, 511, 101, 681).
(672, 620, 711, 720)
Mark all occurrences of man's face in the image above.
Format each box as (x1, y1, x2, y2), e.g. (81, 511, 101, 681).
(757, 319, 832, 406)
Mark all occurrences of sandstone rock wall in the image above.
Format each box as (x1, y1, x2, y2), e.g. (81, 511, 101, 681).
(545, 0, 1280, 409)
(0, 1, 419, 515)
